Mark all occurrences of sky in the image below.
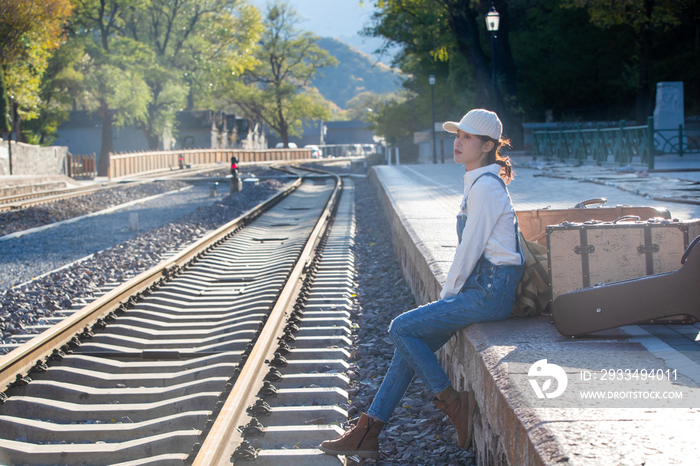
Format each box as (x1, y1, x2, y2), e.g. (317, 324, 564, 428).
(250, 0, 398, 64)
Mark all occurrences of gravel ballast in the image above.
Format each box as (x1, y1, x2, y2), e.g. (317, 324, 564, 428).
(0, 168, 286, 347)
(0, 180, 191, 237)
(347, 176, 475, 465)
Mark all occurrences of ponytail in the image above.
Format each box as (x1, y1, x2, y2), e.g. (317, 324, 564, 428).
(477, 135, 514, 184)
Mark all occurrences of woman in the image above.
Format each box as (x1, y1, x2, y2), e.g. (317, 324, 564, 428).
(320, 109, 525, 459)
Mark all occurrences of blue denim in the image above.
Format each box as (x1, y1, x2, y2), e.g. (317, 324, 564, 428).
(367, 172, 524, 423)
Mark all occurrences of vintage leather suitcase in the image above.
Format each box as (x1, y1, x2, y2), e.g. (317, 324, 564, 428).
(552, 235, 700, 336)
(547, 217, 700, 320)
(516, 198, 671, 245)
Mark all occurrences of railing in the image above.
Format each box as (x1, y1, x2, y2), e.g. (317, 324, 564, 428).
(66, 153, 97, 179)
(654, 124, 700, 157)
(531, 117, 700, 170)
(108, 148, 312, 179)
(318, 143, 376, 158)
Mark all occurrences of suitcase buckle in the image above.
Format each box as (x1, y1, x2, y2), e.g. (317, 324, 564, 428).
(574, 245, 595, 255)
(637, 244, 660, 254)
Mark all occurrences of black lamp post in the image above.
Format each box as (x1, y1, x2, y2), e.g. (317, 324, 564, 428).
(485, 6, 500, 112)
(429, 74, 436, 164)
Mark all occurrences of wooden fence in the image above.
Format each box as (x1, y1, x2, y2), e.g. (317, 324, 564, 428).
(66, 153, 97, 179)
(108, 148, 312, 179)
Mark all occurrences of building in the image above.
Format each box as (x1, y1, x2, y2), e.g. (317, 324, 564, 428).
(53, 110, 266, 158)
(265, 120, 376, 148)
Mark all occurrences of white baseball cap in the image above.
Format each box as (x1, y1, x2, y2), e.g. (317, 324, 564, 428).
(443, 109, 502, 141)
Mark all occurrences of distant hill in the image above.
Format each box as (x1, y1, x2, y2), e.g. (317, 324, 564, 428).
(312, 37, 402, 109)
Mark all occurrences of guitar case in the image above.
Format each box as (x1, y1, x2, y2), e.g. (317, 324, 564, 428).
(552, 235, 700, 337)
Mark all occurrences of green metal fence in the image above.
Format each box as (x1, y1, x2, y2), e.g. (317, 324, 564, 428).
(654, 123, 700, 157)
(532, 117, 700, 170)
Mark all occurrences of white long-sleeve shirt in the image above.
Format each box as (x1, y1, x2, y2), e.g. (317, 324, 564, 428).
(440, 164, 522, 300)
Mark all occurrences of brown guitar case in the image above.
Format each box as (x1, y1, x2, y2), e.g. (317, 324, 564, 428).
(552, 235, 700, 337)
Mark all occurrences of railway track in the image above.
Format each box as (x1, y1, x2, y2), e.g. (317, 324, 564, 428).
(0, 165, 228, 213)
(0, 167, 357, 465)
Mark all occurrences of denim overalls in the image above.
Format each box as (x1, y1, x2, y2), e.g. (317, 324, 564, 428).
(367, 172, 525, 423)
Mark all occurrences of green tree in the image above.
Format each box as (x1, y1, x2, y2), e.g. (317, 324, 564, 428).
(563, 0, 685, 123)
(510, 0, 637, 122)
(224, 1, 338, 147)
(365, 0, 523, 146)
(345, 91, 401, 122)
(23, 39, 85, 144)
(68, 0, 153, 175)
(0, 0, 73, 140)
(121, 0, 261, 149)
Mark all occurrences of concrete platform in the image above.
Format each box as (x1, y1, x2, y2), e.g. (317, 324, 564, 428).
(371, 162, 700, 465)
(0, 174, 79, 197)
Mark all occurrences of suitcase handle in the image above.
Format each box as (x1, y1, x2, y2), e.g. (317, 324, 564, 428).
(573, 198, 607, 208)
(681, 235, 700, 265)
(613, 215, 641, 224)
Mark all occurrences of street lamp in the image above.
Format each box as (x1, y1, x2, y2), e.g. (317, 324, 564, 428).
(485, 5, 500, 112)
(429, 74, 436, 164)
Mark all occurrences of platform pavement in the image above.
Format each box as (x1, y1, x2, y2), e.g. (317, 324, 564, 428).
(370, 160, 700, 466)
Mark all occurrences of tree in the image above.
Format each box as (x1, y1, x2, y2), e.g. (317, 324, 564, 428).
(66, 0, 260, 175)
(22, 39, 86, 144)
(224, 1, 338, 147)
(510, 0, 637, 122)
(345, 91, 401, 121)
(67, 0, 153, 175)
(0, 68, 9, 133)
(563, 0, 684, 123)
(0, 0, 73, 140)
(120, 0, 261, 149)
(365, 0, 524, 146)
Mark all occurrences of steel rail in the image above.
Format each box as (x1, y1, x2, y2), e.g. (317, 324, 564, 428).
(0, 182, 123, 210)
(192, 171, 343, 466)
(0, 176, 303, 393)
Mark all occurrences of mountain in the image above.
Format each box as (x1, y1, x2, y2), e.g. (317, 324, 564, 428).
(312, 37, 402, 109)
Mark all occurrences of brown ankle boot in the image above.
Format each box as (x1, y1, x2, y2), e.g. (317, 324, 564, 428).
(433, 385, 476, 450)
(319, 413, 384, 459)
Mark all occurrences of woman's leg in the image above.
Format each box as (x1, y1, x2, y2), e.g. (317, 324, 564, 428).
(366, 288, 491, 423)
(387, 260, 521, 395)
(367, 329, 452, 422)
(386, 294, 494, 394)
(320, 260, 521, 457)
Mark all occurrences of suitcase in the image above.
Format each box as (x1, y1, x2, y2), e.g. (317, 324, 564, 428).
(547, 217, 700, 321)
(552, 235, 700, 336)
(516, 198, 670, 245)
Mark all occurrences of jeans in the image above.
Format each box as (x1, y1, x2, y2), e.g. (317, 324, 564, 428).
(366, 255, 524, 423)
